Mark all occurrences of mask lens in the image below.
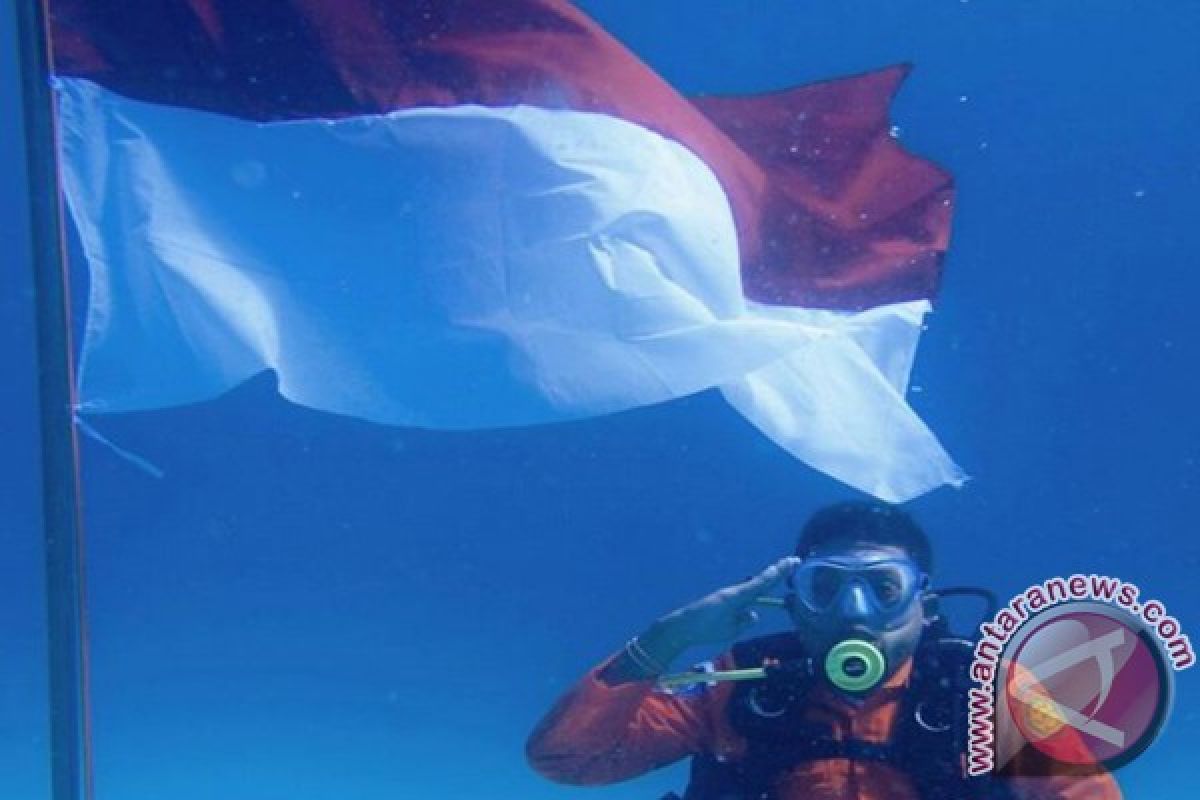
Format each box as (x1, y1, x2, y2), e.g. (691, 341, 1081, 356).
(864, 564, 913, 610)
(794, 558, 920, 616)
(808, 566, 845, 610)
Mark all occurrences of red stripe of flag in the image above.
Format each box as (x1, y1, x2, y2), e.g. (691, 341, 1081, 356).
(48, 0, 953, 311)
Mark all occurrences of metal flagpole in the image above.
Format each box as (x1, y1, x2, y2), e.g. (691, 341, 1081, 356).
(14, 1, 95, 799)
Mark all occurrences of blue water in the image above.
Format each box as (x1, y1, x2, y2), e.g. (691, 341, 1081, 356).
(2, 2, 1198, 798)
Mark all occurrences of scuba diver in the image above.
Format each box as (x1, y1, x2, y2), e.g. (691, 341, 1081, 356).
(526, 501, 1122, 799)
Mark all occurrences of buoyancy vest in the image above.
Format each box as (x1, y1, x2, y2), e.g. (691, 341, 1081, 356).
(667, 631, 1015, 800)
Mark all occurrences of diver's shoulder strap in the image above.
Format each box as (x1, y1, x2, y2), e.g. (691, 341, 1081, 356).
(898, 635, 1019, 800)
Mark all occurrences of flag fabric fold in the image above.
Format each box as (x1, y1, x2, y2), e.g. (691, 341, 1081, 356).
(48, 0, 965, 501)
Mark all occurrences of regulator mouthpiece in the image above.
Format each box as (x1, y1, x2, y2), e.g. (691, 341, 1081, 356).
(824, 639, 886, 693)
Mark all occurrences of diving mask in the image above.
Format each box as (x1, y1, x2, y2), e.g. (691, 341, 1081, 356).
(790, 555, 925, 623)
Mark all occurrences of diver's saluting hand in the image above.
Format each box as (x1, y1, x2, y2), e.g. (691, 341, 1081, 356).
(655, 556, 800, 646)
(603, 557, 800, 683)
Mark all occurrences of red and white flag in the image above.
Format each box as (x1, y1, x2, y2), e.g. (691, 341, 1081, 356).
(48, 0, 964, 501)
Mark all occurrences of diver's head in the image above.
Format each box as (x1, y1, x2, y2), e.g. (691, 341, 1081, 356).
(787, 501, 933, 690)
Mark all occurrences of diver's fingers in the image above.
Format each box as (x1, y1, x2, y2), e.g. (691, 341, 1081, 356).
(737, 556, 801, 597)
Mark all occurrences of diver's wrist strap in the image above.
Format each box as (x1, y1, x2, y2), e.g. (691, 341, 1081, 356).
(625, 636, 667, 676)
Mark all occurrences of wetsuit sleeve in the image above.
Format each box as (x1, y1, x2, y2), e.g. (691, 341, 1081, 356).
(526, 651, 727, 785)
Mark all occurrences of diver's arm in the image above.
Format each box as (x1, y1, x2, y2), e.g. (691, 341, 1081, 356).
(599, 617, 694, 683)
(602, 556, 800, 684)
(526, 558, 796, 785)
(526, 648, 737, 785)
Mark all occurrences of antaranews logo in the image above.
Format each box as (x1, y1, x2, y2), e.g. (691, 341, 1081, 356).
(966, 575, 1193, 777)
